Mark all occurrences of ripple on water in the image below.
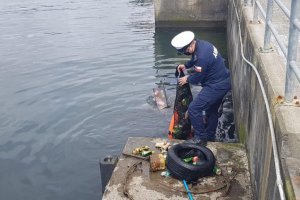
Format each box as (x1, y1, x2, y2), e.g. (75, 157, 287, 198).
(0, 0, 227, 199)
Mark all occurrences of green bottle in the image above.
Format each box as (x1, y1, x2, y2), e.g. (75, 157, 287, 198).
(183, 157, 193, 163)
(213, 166, 222, 175)
(141, 150, 153, 157)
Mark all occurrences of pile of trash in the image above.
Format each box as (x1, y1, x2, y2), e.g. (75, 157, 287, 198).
(130, 142, 217, 181)
(119, 137, 245, 200)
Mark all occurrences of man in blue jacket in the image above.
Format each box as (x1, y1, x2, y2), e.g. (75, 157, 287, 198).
(171, 31, 231, 145)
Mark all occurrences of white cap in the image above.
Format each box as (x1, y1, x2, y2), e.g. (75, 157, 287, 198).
(171, 31, 195, 50)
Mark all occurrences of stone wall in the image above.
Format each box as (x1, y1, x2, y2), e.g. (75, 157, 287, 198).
(154, 0, 228, 27)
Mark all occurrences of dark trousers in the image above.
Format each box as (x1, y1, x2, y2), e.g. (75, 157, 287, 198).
(188, 86, 229, 141)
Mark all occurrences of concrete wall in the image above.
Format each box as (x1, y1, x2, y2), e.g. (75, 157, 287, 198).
(154, 0, 228, 27)
(227, 0, 300, 199)
(153, 0, 300, 198)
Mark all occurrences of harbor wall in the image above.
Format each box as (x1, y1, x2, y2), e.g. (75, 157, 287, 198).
(227, 0, 299, 199)
(154, 0, 228, 27)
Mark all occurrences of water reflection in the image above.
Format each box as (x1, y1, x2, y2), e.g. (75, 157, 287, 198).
(0, 0, 227, 199)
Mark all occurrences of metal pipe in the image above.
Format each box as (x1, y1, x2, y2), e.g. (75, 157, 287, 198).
(294, 19, 300, 31)
(264, 0, 274, 49)
(285, 0, 300, 102)
(232, 1, 286, 199)
(256, 1, 266, 18)
(290, 61, 300, 82)
(253, 1, 259, 22)
(253, 1, 266, 22)
(274, 0, 290, 18)
(267, 21, 288, 57)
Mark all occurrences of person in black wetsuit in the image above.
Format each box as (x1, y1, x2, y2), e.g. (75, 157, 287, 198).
(171, 31, 231, 146)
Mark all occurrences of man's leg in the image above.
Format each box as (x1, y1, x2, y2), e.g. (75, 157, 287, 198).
(189, 87, 228, 142)
(188, 87, 211, 141)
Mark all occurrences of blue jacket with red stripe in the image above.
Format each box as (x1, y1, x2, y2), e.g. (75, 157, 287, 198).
(186, 40, 231, 90)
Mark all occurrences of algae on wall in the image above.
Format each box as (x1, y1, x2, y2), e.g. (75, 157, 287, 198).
(239, 123, 247, 145)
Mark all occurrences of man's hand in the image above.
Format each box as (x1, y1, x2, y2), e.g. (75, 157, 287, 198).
(177, 64, 186, 73)
(179, 75, 189, 85)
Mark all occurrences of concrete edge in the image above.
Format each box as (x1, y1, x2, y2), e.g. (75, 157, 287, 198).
(155, 20, 226, 28)
(241, 4, 300, 199)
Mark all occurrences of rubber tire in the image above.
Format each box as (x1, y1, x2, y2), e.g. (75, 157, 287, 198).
(166, 143, 215, 182)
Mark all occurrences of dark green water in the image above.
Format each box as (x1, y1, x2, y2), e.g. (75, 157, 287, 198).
(0, 0, 227, 199)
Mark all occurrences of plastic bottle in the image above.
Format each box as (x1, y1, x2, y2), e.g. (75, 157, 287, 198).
(213, 166, 222, 175)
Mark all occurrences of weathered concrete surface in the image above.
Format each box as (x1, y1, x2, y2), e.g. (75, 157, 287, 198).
(227, 0, 300, 199)
(154, 0, 228, 28)
(102, 137, 252, 200)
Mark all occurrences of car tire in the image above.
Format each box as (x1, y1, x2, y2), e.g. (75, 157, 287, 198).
(166, 143, 215, 181)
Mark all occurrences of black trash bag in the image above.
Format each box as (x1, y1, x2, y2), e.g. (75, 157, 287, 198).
(168, 69, 193, 140)
(166, 143, 215, 182)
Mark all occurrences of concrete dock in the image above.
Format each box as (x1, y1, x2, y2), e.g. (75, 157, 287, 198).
(102, 137, 252, 200)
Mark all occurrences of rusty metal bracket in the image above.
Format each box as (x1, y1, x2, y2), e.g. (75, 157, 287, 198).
(123, 161, 143, 200)
(258, 46, 274, 53)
